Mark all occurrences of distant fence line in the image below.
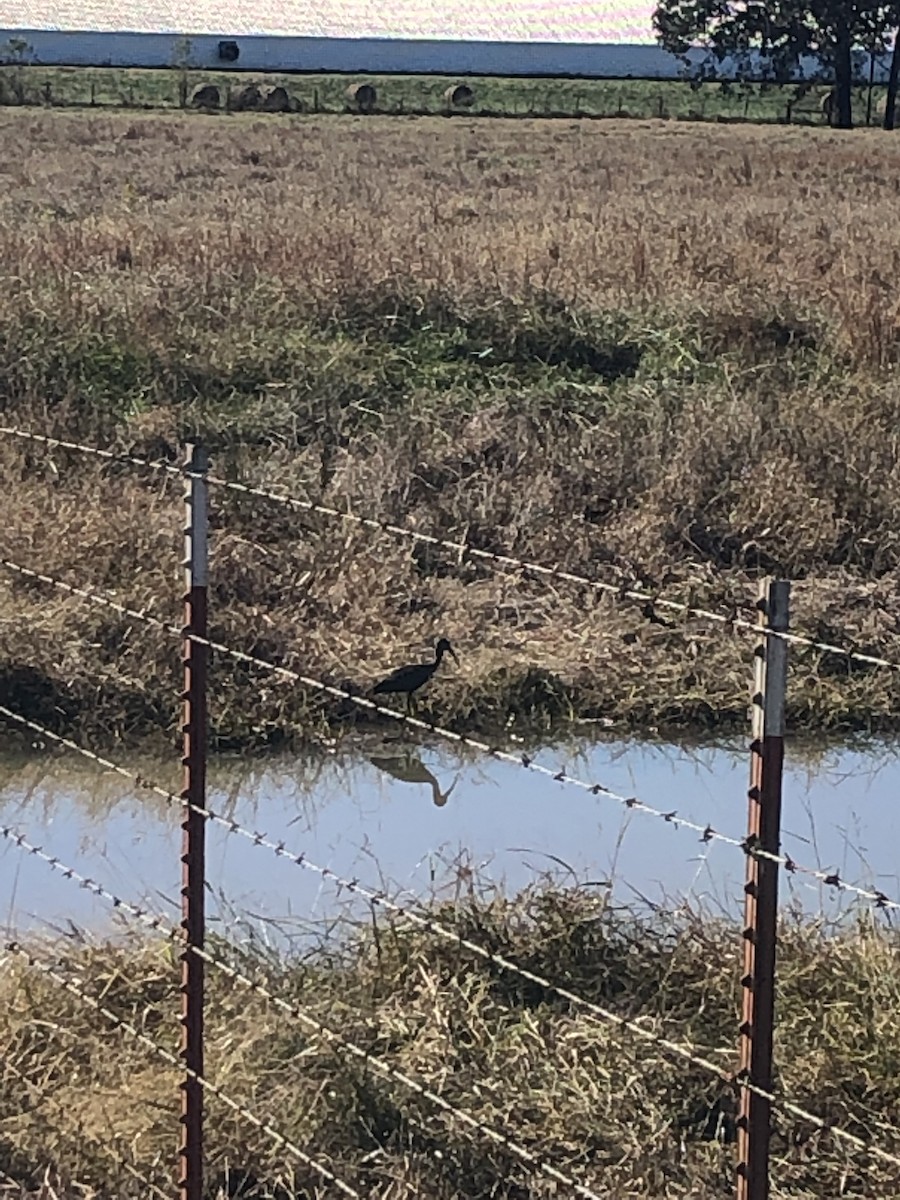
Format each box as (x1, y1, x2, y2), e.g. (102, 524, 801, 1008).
(3, 428, 900, 1199)
(1, 64, 897, 128)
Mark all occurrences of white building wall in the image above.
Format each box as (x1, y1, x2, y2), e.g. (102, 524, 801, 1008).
(1, 29, 694, 76)
(0, 28, 893, 82)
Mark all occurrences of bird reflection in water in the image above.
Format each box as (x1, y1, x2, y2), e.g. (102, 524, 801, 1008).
(368, 748, 458, 807)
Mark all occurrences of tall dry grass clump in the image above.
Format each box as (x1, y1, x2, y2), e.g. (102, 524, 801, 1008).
(3, 113, 900, 743)
(2, 891, 899, 1198)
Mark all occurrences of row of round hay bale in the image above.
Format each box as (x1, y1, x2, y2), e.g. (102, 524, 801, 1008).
(343, 81, 476, 113)
(192, 80, 477, 116)
(190, 83, 301, 113)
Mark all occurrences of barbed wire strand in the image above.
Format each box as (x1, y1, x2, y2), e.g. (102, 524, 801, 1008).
(3, 1054, 170, 1200)
(0, 554, 896, 915)
(6, 423, 897, 670)
(7, 812, 900, 1175)
(202, 475, 759, 626)
(201, 477, 900, 670)
(0, 825, 179, 940)
(0, 833, 608, 1200)
(0, 425, 182, 478)
(0, 425, 751, 626)
(1, 941, 363, 1199)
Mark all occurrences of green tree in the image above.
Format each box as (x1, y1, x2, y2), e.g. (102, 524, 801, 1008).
(0, 37, 33, 104)
(653, 1, 900, 129)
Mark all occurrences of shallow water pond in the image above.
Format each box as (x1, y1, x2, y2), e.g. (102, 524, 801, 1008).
(1, 732, 898, 943)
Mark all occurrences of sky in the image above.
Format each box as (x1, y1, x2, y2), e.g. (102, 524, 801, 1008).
(6, 2, 659, 43)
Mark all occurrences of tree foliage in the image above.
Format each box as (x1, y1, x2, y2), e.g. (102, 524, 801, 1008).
(653, 2, 900, 127)
(654, 1, 897, 67)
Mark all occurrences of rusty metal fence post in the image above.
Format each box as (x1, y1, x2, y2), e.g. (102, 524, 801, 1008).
(180, 442, 209, 1200)
(737, 578, 790, 1200)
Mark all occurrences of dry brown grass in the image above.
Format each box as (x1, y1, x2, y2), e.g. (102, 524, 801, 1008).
(3, 112, 900, 744)
(2, 893, 900, 1198)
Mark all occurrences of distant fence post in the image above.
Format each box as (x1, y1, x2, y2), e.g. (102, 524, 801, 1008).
(736, 578, 790, 1200)
(180, 442, 209, 1200)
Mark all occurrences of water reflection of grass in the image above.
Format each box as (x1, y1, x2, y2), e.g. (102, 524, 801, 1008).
(0, 743, 330, 823)
(4, 728, 900, 823)
(2, 887, 898, 1197)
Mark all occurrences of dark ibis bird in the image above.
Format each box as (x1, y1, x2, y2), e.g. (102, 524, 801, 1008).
(372, 638, 459, 713)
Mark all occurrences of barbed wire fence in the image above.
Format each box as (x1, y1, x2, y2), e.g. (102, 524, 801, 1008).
(2, 426, 900, 1200)
(4, 422, 899, 668)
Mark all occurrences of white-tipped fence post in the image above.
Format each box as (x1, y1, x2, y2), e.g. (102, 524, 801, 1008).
(737, 578, 790, 1200)
(180, 442, 209, 1200)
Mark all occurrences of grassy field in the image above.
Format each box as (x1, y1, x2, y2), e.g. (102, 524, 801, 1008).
(3, 110, 900, 747)
(0, 62, 888, 125)
(2, 891, 899, 1198)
